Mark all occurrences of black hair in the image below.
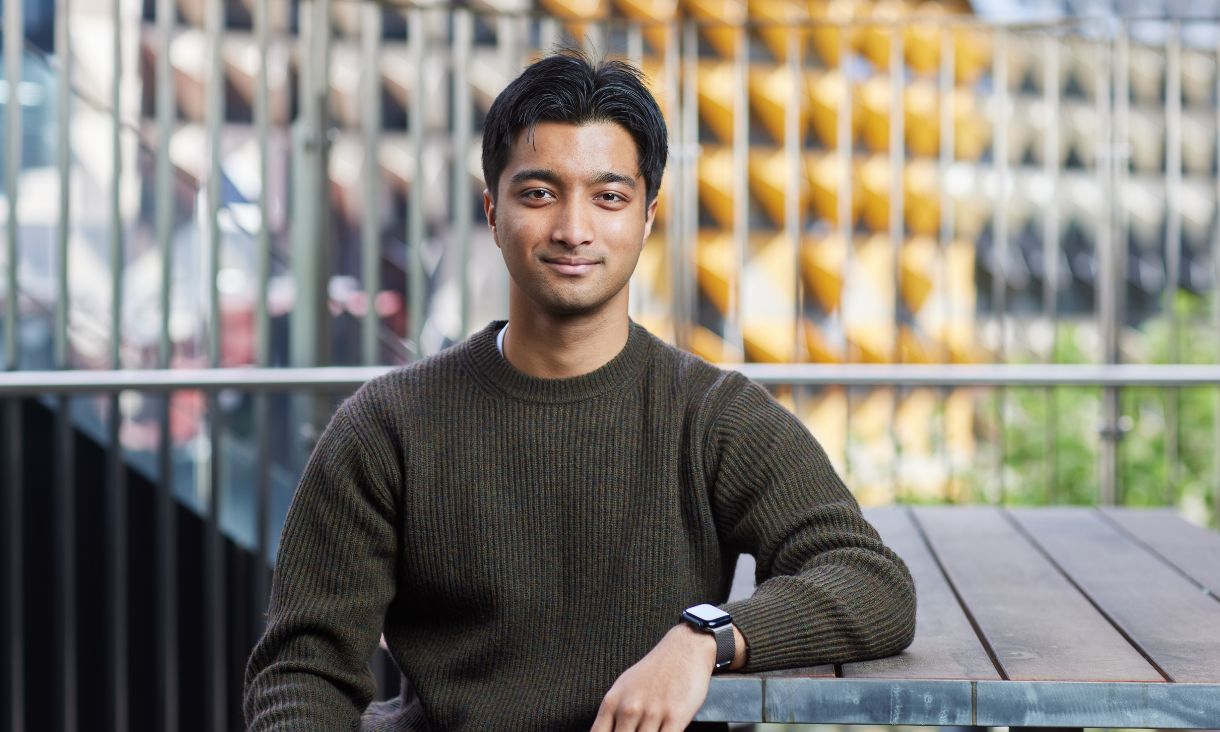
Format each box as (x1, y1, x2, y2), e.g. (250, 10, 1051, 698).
(481, 49, 668, 207)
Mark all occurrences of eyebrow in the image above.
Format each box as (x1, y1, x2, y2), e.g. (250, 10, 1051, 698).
(508, 168, 638, 189)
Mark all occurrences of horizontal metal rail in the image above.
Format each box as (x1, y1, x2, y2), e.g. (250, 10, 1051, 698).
(6, 364, 1220, 395)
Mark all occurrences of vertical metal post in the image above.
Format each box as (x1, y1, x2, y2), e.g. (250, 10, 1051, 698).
(937, 25, 954, 497)
(452, 8, 472, 339)
(540, 17, 559, 53)
(2, 399, 19, 732)
(3, 0, 20, 370)
(496, 14, 520, 78)
(1042, 29, 1062, 504)
(0, 0, 20, 697)
(663, 21, 683, 347)
(627, 23, 643, 67)
(362, 2, 383, 364)
(55, 2, 78, 729)
(730, 27, 748, 355)
(1, 6, 22, 724)
(682, 20, 699, 348)
(785, 27, 802, 369)
(204, 0, 226, 728)
(290, 0, 332, 476)
(991, 28, 1009, 505)
(154, 0, 180, 722)
(108, 1, 130, 730)
(0, 0, 20, 666)
(251, 0, 272, 656)
(837, 23, 854, 481)
(1096, 23, 1118, 507)
(408, 6, 426, 355)
(1213, 29, 1220, 528)
(1112, 22, 1130, 507)
(583, 22, 604, 57)
(889, 25, 904, 502)
(56, 0, 71, 371)
(1163, 20, 1183, 505)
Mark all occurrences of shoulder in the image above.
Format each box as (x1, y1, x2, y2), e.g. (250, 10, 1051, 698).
(641, 328, 752, 408)
(335, 336, 476, 454)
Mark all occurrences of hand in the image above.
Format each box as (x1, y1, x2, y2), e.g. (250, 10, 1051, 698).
(589, 624, 717, 732)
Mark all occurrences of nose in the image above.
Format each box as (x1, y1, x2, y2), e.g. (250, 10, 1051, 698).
(550, 201, 594, 249)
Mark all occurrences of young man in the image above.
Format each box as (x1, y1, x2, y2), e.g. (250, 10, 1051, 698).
(245, 51, 915, 731)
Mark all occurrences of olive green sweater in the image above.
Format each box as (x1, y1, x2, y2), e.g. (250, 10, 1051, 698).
(244, 320, 916, 731)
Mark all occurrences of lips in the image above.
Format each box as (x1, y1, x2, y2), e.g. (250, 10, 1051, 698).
(542, 257, 601, 275)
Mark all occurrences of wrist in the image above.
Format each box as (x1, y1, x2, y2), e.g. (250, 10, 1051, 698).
(669, 623, 719, 672)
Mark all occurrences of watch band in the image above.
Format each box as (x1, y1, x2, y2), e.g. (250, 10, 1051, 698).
(710, 623, 735, 669)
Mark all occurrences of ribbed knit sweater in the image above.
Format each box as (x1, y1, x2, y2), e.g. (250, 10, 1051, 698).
(244, 320, 916, 731)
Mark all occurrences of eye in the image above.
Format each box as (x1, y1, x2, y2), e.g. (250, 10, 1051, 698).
(597, 191, 628, 204)
(523, 188, 553, 201)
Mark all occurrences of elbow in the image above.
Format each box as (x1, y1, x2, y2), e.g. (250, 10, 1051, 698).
(873, 564, 917, 658)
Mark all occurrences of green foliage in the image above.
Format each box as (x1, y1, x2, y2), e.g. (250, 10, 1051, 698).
(981, 291, 1217, 526)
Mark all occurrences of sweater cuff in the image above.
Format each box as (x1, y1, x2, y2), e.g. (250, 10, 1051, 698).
(722, 577, 848, 672)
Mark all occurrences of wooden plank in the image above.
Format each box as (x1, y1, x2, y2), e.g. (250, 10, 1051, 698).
(976, 680, 1220, 728)
(841, 507, 1000, 680)
(1010, 507, 1220, 683)
(1100, 508, 1220, 599)
(912, 506, 1161, 682)
(764, 678, 974, 726)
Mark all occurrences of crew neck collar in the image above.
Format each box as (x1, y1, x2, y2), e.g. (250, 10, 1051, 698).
(464, 319, 655, 403)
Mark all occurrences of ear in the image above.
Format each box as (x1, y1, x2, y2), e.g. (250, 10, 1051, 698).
(642, 197, 659, 241)
(482, 188, 500, 248)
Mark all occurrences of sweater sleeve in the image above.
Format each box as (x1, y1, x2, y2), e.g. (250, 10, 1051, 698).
(710, 380, 916, 671)
(244, 403, 400, 730)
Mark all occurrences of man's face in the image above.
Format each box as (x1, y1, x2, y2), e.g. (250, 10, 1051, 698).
(483, 121, 658, 319)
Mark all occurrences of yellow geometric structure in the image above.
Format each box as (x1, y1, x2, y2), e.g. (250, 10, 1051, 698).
(856, 77, 991, 160)
(688, 325, 745, 363)
(749, 147, 801, 226)
(614, 0, 678, 50)
(855, 0, 912, 69)
(807, 152, 862, 225)
(800, 233, 847, 312)
(695, 229, 734, 314)
(901, 4, 949, 74)
(697, 61, 736, 143)
(684, 0, 747, 58)
(807, 69, 858, 148)
(899, 234, 936, 312)
(697, 146, 735, 230)
(903, 158, 939, 235)
(749, 0, 809, 61)
(749, 65, 810, 143)
(744, 320, 799, 362)
(809, 0, 866, 66)
(858, 155, 940, 235)
(804, 319, 845, 362)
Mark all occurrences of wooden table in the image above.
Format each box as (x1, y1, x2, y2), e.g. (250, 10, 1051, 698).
(697, 506, 1220, 728)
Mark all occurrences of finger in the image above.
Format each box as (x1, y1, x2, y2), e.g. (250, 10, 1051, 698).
(590, 702, 615, 732)
(636, 712, 664, 732)
(613, 700, 646, 732)
(659, 715, 688, 732)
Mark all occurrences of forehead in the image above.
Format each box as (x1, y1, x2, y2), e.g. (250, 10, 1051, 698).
(504, 121, 641, 181)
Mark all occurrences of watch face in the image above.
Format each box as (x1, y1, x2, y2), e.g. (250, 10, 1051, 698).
(684, 603, 731, 627)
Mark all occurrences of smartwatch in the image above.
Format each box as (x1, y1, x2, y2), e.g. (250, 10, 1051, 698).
(680, 603, 735, 670)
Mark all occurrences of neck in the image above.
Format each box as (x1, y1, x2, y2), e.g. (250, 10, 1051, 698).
(503, 297, 631, 379)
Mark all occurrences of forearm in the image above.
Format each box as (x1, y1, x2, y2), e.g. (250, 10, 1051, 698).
(725, 545, 916, 670)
